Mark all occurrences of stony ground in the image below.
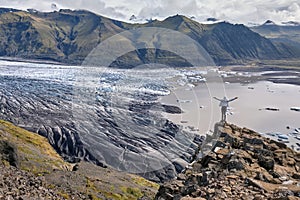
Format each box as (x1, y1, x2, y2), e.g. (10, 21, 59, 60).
(155, 123, 300, 200)
(0, 120, 159, 200)
(0, 164, 86, 199)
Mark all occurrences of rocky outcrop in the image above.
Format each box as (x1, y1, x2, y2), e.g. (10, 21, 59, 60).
(0, 140, 18, 167)
(155, 123, 300, 199)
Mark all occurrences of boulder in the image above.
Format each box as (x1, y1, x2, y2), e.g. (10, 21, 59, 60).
(228, 158, 244, 171)
(258, 155, 274, 171)
(0, 140, 18, 168)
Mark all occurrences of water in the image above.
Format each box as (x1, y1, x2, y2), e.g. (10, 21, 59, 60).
(160, 81, 300, 135)
(2, 59, 298, 136)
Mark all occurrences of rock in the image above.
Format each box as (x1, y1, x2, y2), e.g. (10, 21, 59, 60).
(0, 140, 18, 168)
(215, 148, 230, 156)
(270, 140, 287, 149)
(72, 163, 79, 171)
(288, 196, 300, 200)
(282, 180, 294, 185)
(246, 178, 269, 192)
(258, 155, 274, 171)
(156, 123, 300, 200)
(0, 164, 70, 199)
(238, 150, 253, 161)
(226, 175, 239, 179)
(207, 188, 215, 194)
(162, 105, 183, 114)
(182, 185, 197, 196)
(222, 186, 231, 192)
(228, 158, 244, 171)
(244, 137, 264, 145)
(255, 171, 277, 183)
(274, 165, 293, 177)
(200, 154, 214, 167)
(177, 173, 186, 181)
(181, 196, 206, 200)
(195, 172, 208, 186)
(292, 173, 300, 179)
(279, 176, 288, 181)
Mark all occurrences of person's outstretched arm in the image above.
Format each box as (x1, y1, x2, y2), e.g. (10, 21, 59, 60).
(229, 97, 238, 102)
(213, 97, 221, 101)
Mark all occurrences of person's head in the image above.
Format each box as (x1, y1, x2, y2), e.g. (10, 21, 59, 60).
(223, 97, 227, 101)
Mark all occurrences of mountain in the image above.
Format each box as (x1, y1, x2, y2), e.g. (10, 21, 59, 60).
(0, 8, 298, 66)
(136, 15, 291, 65)
(155, 122, 300, 199)
(251, 21, 300, 59)
(0, 120, 158, 199)
(0, 9, 128, 64)
(0, 8, 20, 14)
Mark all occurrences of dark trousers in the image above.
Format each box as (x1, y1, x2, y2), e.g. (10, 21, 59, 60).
(221, 106, 227, 122)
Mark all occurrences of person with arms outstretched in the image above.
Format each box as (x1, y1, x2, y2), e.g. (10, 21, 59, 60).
(214, 96, 238, 122)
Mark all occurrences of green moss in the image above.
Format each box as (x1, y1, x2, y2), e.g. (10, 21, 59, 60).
(84, 177, 145, 200)
(100, 191, 122, 200)
(120, 186, 143, 199)
(131, 176, 159, 189)
(2, 160, 10, 167)
(57, 191, 70, 199)
(86, 177, 97, 191)
(0, 120, 69, 174)
(47, 184, 56, 189)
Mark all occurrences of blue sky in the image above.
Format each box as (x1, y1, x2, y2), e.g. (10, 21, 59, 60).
(1, 0, 299, 25)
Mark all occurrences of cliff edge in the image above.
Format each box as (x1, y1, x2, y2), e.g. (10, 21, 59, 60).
(155, 123, 300, 200)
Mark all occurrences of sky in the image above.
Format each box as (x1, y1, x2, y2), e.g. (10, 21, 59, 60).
(0, 0, 299, 25)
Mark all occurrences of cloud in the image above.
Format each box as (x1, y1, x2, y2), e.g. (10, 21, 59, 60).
(0, 0, 126, 19)
(0, 0, 299, 25)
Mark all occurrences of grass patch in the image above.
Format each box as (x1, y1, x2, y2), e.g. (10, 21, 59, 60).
(120, 186, 143, 199)
(0, 120, 69, 174)
(131, 176, 159, 189)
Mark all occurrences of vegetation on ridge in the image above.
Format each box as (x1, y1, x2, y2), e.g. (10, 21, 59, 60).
(0, 9, 299, 67)
(0, 120, 159, 199)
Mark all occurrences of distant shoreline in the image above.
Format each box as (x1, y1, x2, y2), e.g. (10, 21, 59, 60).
(1, 57, 300, 86)
(0, 57, 68, 66)
(220, 65, 300, 86)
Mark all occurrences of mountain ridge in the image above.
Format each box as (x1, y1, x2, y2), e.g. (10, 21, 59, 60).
(251, 22, 300, 59)
(0, 8, 299, 67)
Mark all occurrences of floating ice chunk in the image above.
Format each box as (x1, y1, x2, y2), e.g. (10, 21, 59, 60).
(291, 107, 300, 112)
(177, 99, 192, 103)
(277, 134, 289, 140)
(262, 107, 280, 111)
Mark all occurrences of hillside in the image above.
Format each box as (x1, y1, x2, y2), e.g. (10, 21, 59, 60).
(251, 22, 300, 59)
(0, 120, 159, 199)
(0, 9, 298, 66)
(0, 9, 127, 64)
(155, 122, 300, 199)
(2, 114, 300, 199)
